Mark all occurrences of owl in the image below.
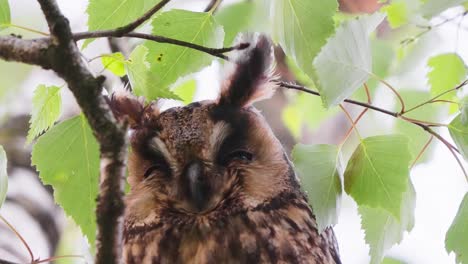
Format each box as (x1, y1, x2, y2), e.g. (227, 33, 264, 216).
(110, 35, 341, 264)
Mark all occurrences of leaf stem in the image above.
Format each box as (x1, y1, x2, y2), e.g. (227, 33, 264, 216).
(339, 84, 371, 146)
(402, 79, 468, 115)
(410, 135, 433, 168)
(339, 104, 363, 141)
(7, 24, 49, 36)
(34, 255, 85, 264)
(0, 215, 34, 262)
(372, 74, 406, 113)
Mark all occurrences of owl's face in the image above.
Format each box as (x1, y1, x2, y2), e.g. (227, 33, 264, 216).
(112, 35, 299, 223)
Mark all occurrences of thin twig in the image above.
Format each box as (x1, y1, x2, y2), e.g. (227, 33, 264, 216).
(34, 255, 85, 263)
(112, 0, 171, 36)
(399, 115, 448, 128)
(278, 81, 468, 181)
(376, 77, 406, 113)
(0, 215, 34, 262)
(73, 32, 248, 60)
(402, 11, 468, 45)
(204, 0, 223, 12)
(339, 84, 371, 145)
(339, 104, 363, 140)
(7, 24, 49, 36)
(0, 259, 21, 264)
(402, 79, 468, 115)
(278, 82, 399, 117)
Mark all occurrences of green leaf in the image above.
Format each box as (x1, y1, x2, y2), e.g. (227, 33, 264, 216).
(353, 39, 395, 100)
(382, 1, 409, 28)
(282, 93, 338, 139)
(27, 85, 62, 144)
(101, 52, 127, 77)
(215, 2, 255, 46)
(448, 114, 468, 160)
(313, 13, 386, 108)
(445, 192, 468, 264)
(421, 0, 468, 18)
(126, 45, 180, 101)
(142, 9, 223, 99)
(173, 79, 196, 105)
(360, 180, 416, 264)
(344, 134, 412, 219)
(85, 0, 162, 47)
(381, 258, 406, 264)
(292, 144, 343, 233)
(0, 146, 7, 208)
(427, 53, 467, 100)
(0, 0, 10, 30)
(32, 115, 100, 244)
(272, 0, 337, 84)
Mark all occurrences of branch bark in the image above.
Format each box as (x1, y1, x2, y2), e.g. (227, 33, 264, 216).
(0, 36, 51, 68)
(36, 0, 127, 263)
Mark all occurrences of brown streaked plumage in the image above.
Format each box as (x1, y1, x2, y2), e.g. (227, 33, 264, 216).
(114, 34, 341, 264)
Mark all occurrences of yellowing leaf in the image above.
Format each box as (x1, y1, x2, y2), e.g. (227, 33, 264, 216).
(32, 115, 100, 244)
(292, 144, 343, 233)
(141, 10, 223, 99)
(173, 79, 196, 105)
(445, 192, 468, 264)
(101, 52, 126, 77)
(344, 134, 412, 219)
(427, 53, 467, 100)
(0, 146, 7, 208)
(0, 0, 10, 30)
(313, 13, 386, 108)
(360, 181, 416, 264)
(27, 85, 62, 144)
(448, 114, 468, 161)
(382, 1, 409, 28)
(272, 0, 337, 84)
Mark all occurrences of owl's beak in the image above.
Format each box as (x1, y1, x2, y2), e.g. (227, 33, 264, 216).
(184, 160, 211, 212)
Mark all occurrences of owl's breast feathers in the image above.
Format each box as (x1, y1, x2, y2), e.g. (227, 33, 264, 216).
(123, 192, 341, 264)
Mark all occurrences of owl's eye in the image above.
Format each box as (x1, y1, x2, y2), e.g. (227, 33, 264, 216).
(222, 150, 253, 165)
(144, 160, 170, 178)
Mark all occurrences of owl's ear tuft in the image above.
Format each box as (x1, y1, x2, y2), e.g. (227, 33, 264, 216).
(218, 33, 277, 107)
(108, 92, 159, 129)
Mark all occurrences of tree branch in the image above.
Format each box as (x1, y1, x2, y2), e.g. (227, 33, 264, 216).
(0, 36, 51, 68)
(35, 0, 128, 263)
(278, 81, 468, 180)
(204, 0, 222, 12)
(73, 31, 247, 60)
(112, 0, 171, 36)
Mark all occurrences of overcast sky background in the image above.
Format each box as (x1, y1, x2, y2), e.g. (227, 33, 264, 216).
(1, 1, 467, 263)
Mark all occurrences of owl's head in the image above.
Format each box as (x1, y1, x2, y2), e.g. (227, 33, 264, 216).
(112, 35, 300, 222)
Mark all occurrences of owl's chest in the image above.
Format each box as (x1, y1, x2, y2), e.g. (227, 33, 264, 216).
(123, 202, 340, 264)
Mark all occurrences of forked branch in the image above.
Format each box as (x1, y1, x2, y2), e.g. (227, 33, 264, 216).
(278, 80, 468, 181)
